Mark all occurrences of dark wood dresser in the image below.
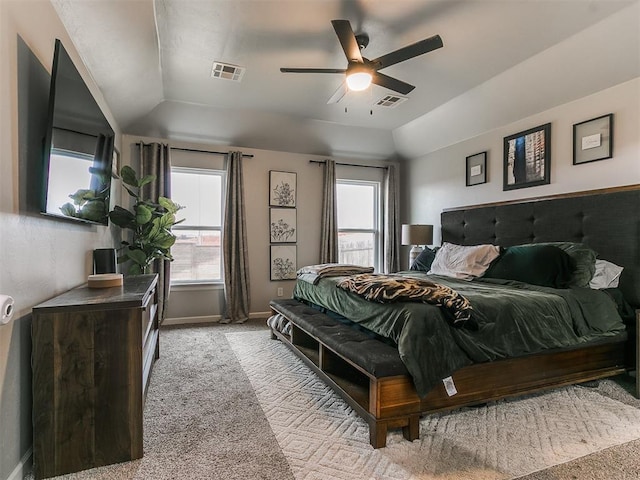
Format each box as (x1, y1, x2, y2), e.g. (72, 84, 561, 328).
(31, 274, 159, 479)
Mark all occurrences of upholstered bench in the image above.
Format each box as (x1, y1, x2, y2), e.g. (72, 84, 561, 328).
(269, 298, 421, 448)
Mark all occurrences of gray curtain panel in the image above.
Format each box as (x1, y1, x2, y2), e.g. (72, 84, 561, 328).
(320, 159, 338, 264)
(222, 151, 250, 323)
(383, 164, 400, 273)
(139, 142, 171, 324)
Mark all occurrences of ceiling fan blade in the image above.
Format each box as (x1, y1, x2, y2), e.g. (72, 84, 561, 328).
(372, 35, 443, 70)
(331, 19, 363, 63)
(371, 72, 415, 95)
(327, 82, 347, 104)
(280, 67, 346, 74)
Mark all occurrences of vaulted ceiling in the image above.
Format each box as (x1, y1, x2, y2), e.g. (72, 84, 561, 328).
(51, 0, 639, 159)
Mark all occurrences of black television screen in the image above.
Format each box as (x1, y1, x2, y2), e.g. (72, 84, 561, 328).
(42, 39, 114, 226)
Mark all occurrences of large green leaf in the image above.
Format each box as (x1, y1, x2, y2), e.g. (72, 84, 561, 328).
(80, 200, 107, 221)
(60, 203, 77, 217)
(109, 206, 136, 228)
(126, 248, 147, 266)
(147, 218, 162, 241)
(154, 233, 176, 249)
(128, 263, 143, 275)
(158, 212, 176, 228)
(135, 204, 154, 225)
(69, 189, 94, 205)
(138, 174, 156, 188)
(158, 196, 182, 214)
(120, 165, 138, 187)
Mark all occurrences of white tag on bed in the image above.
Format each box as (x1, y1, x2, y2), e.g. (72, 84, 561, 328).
(442, 376, 457, 396)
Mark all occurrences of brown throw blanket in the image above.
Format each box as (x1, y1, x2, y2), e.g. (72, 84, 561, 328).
(337, 273, 477, 329)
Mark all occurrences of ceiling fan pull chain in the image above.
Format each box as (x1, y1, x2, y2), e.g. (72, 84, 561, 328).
(370, 86, 373, 115)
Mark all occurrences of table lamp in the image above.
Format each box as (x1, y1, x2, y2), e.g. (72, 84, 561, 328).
(401, 224, 434, 267)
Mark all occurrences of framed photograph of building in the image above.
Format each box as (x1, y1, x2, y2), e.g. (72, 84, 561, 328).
(503, 123, 551, 191)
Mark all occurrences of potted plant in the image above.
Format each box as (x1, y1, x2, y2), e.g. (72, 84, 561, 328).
(109, 165, 184, 274)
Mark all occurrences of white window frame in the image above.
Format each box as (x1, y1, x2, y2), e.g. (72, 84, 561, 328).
(170, 166, 225, 285)
(336, 179, 382, 271)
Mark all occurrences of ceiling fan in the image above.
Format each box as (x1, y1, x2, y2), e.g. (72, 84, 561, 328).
(280, 19, 443, 103)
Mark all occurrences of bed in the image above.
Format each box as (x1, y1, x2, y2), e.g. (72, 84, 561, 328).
(268, 185, 640, 447)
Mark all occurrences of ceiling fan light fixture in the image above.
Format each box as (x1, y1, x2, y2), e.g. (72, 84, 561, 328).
(346, 71, 372, 91)
(346, 63, 372, 91)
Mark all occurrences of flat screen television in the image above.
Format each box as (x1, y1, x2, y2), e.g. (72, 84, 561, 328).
(41, 39, 115, 226)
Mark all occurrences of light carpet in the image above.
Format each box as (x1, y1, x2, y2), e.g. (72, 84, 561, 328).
(226, 331, 640, 480)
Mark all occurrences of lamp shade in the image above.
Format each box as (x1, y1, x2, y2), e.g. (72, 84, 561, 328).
(401, 224, 433, 246)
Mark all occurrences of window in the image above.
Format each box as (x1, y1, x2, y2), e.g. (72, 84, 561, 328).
(170, 167, 224, 283)
(336, 180, 381, 270)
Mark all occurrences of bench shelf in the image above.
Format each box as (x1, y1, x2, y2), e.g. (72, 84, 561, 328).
(270, 299, 628, 449)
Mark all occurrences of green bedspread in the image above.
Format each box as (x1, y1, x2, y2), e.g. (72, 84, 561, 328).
(293, 271, 626, 398)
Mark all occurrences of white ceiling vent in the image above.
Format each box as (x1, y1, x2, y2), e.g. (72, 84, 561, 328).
(211, 62, 245, 82)
(374, 95, 407, 108)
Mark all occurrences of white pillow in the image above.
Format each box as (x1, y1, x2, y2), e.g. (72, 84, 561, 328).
(589, 259, 623, 289)
(428, 242, 501, 280)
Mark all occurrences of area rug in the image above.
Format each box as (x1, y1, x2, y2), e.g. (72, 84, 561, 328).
(226, 331, 640, 480)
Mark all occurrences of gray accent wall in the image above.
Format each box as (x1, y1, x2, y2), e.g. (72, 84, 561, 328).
(0, 2, 120, 478)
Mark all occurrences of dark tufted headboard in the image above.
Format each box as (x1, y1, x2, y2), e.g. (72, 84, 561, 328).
(441, 185, 640, 308)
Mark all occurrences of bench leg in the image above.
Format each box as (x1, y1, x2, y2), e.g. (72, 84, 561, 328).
(402, 414, 420, 442)
(369, 421, 388, 449)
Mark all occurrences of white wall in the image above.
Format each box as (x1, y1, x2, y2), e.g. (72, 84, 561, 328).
(401, 78, 640, 245)
(393, 2, 640, 160)
(0, 2, 120, 478)
(121, 136, 393, 323)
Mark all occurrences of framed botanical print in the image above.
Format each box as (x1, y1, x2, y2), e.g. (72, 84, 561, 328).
(270, 245, 297, 280)
(269, 208, 297, 243)
(269, 171, 296, 207)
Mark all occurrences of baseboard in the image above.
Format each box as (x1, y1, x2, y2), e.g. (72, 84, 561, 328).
(8, 448, 32, 480)
(163, 311, 271, 326)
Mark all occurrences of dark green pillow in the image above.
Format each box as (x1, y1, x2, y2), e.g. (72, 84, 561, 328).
(521, 242, 597, 288)
(483, 245, 577, 288)
(410, 247, 439, 272)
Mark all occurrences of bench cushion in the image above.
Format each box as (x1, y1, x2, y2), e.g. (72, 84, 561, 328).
(270, 299, 409, 378)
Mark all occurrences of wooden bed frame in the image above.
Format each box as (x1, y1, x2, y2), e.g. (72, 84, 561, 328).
(269, 185, 640, 448)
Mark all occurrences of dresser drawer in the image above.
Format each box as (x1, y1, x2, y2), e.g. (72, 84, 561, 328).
(141, 289, 157, 348)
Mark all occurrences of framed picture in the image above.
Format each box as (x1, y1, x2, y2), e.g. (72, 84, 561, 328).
(269, 170, 296, 207)
(269, 208, 297, 243)
(573, 113, 613, 165)
(503, 123, 551, 191)
(270, 245, 297, 280)
(465, 151, 487, 186)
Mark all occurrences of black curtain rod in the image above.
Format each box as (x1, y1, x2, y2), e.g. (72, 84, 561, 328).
(309, 159, 388, 170)
(135, 142, 254, 158)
